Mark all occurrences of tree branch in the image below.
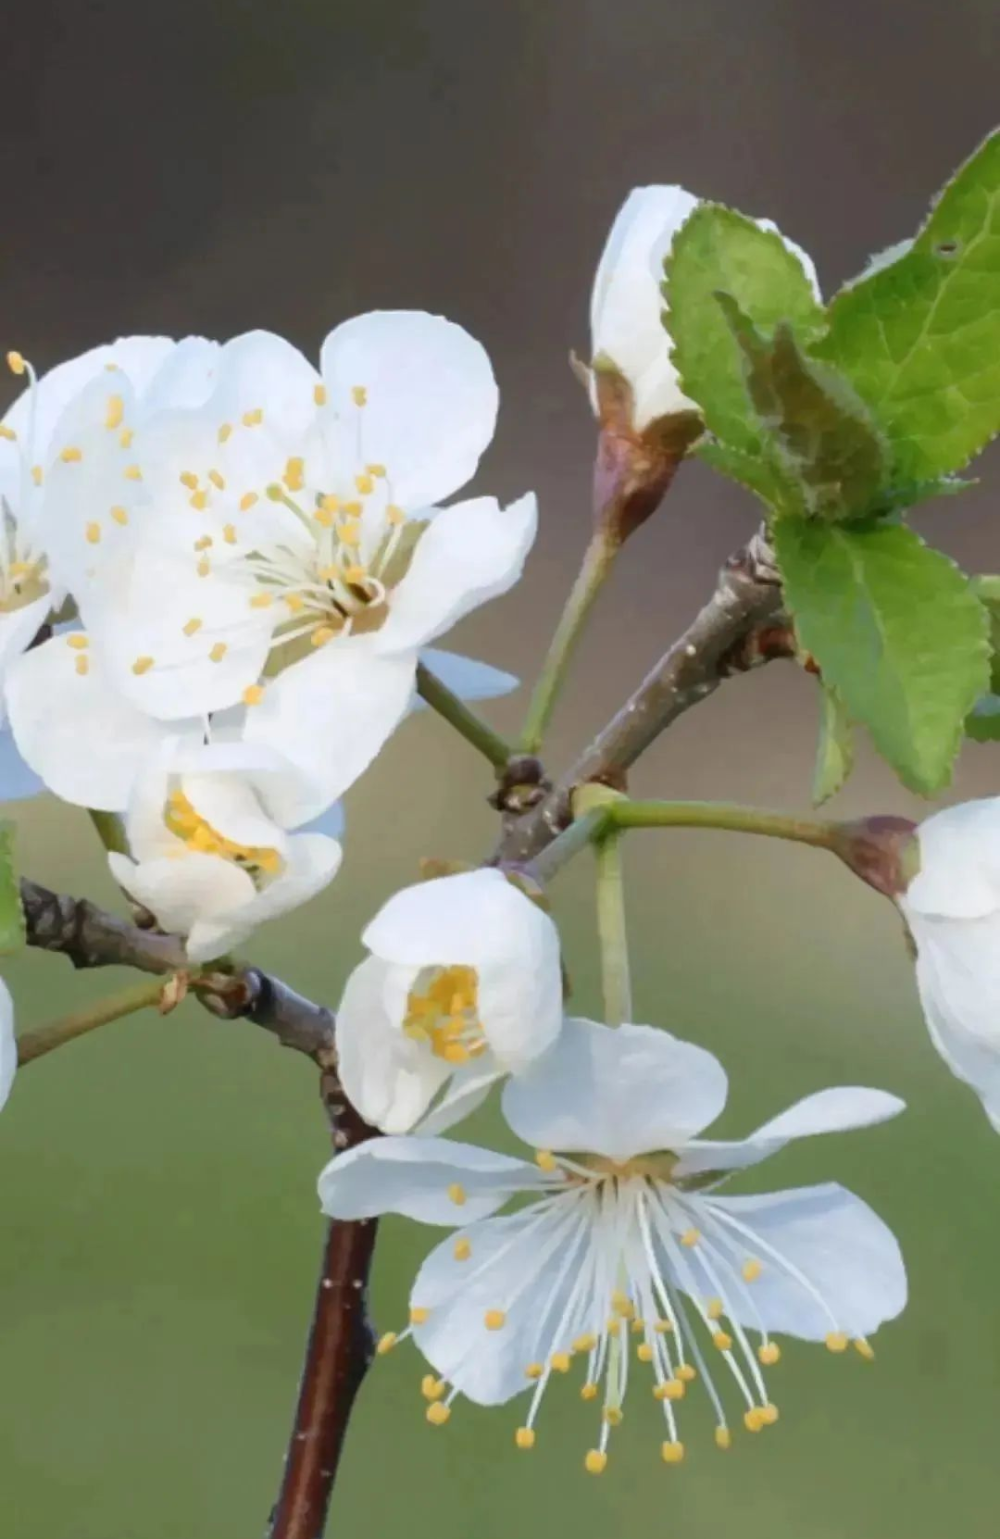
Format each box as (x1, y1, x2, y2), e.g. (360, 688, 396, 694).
(498, 528, 782, 864)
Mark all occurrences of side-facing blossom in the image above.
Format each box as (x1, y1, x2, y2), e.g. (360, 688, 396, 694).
(108, 740, 342, 962)
(897, 798, 1000, 1130)
(30, 312, 535, 822)
(0, 978, 15, 1110)
(336, 869, 563, 1135)
(320, 1019, 905, 1467)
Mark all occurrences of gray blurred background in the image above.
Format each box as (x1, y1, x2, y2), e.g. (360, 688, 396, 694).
(3, 2, 1000, 1535)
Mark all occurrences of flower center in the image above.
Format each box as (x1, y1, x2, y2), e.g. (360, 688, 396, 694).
(163, 789, 282, 885)
(402, 965, 488, 1065)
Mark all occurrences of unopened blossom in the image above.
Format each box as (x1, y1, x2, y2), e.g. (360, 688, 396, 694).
(320, 1019, 905, 1468)
(108, 740, 342, 962)
(0, 978, 16, 1110)
(897, 798, 1000, 1130)
(337, 869, 563, 1135)
(37, 313, 535, 821)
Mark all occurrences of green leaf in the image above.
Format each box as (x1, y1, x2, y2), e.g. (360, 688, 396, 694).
(716, 297, 887, 520)
(773, 519, 989, 793)
(664, 204, 824, 456)
(816, 128, 1000, 479)
(966, 694, 1000, 742)
(694, 438, 795, 512)
(0, 821, 25, 956)
(813, 684, 855, 804)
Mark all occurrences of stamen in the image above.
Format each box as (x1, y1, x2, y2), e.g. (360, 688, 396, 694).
(425, 1403, 450, 1427)
(85, 523, 102, 545)
(132, 656, 155, 675)
(110, 506, 129, 526)
(60, 446, 83, 463)
(660, 1440, 685, 1464)
(351, 385, 367, 406)
(584, 1450, 607, 1475)
(313, 383, 327, 406)
(484, 1310, 506, 1332)
(6, 351, 26, 375)
(447, 1184, 466, 1207)
(105, 395, 125, 430)
(515, 1427, 535, 1450)
(243, 685, 265, 706)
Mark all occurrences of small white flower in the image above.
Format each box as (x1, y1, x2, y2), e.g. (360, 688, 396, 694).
(108, 739, 342, 962)
(898, 798, 1000, 1130)
(590, 186, 820, 430)
(0, 977, 16, 1110)
(319, 1019, 905, 1465)
(42, 313, 534, 820)
(336, 869, 564, 1135)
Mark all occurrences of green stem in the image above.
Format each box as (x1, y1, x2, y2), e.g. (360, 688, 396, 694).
(89, 808, 129, 856)
(415, 662, 512, 769)
(594, 826, 632, 1027)
(16, 977, 167, 1066)
(608, 800, 838, 849)
(530, 806, 613, 883)
(520, 531, 618, 754)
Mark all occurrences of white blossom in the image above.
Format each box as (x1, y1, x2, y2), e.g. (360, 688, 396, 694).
(0, 977, 16, 1111)
(336, 870, 563, 1134)
(320, 1019, 905, 1466)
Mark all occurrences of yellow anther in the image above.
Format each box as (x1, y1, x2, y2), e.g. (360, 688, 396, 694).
(524, 1363, 543, 1381)
(441, 1042, 471, 1065)
(409, 1306, 430, 1326)
(675, 1364, 697, 1383)
(584, 1450, 607, 1476)
(285, 593, 305, 613)
(611, 1290, 634, 1319)
(132, 656, 155, 676)
(535, 1150, 557, 1172)
(6, 351, 25, 375)
(266, 483, 284, 501)
(242, 408, 263, 426)
(759, 1402, 779, 1426)
(484, 1311, 506, 1332)
(654, 1379, 685, 1402)
(341, 500, 363, 517)
(514, 1427, 535, 1450)
(222, 524, 237, 545)
(653, 1319, 674, 1335)
(313, 383, 327, 406)
(179, 471, 199, 491)
(603, 1407, 623, 1427)
(243, 684, 265, 706)
(85, 522, 102, 545)
(743, 1408, 765, 1433)
(351, 385, 367, 407)
(549, 1352, 571, 1373)
(314, 507, 334, 528)
(209, 643, 228, 663)
(284, 456, 305, 492)
(0, 425, 15, 440)
(367, 462, 387, 478)
(742, 1258, 763, 1282)
(636, 1343, 654, 1364)
(630, 1318, 646, 1335)
(355, 472, 374, 495)
(67, 634, 89, 650)
(453, 1238, 472, 1262)
(447, 1184, 466, 1206)
(197, 556, 211, 577)
(425, 1402, 450, 1427)
(8, 562, 30, 578)
(680, 1229, 700, 1248)
(105, 394, 124, 430)
(825, 1332, 849, 1354)
(209, 469, 226, 491)
(573, 1333, 598, 1354)
(660, 1440, 685, 1465)
(337, 521, 361, 548)
(31, 465, 42, 486)
(421, 1375, 446, 1402)
(321, 494, 340, 513)
(124, 464, 142, 481)
(343, 563, 367, 586)
(580, 1382, 599, 1401)
(110, 505, 129, 526)
(119, 428, 133, 448)
(75, 654, 90, 677)
(249, 591, 273, 610)
(713, 1331, 733, 1352)
(194, 535, 214, 552)
(311, 626, 336, 647)
(715, 1426, 732, 1451)
(183, 617, 203, 637)
(239, 492, 259, 512)
(758, 1342, 781, 1366)
(190, 489, 209, 510)
(218, 423, 233, 444)
(605, 1317, 621, 1336)
(376, 1332, 398, 1356)
(706, 1298, 724, 1321)
(853, 1338, 875, 1361)
(386, 503, 406, 525)
(60, 446, 83, 463)
(104, 362, 119, 372)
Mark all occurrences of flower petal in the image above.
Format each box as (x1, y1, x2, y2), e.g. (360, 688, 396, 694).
(317, 1135, 546, 1225)
(909, 912, 1000, 1129)
(0, 977, 16, 1111)
(3, 337, 177, 451)
(903, 799, 1000, 919)
(414, 1057, 503, 1136)
(673, 1086, 905, 1179)
(374, 494, 537, 654)
(417, 647, 518, 703)
(502, 1018, 728, 1161)
(0, 595, 51, 696)
(0, 728, 43, 802)
(336, 957, 452, 1133)
(319, 311, 498, 508)
(109, 851, 255, 939)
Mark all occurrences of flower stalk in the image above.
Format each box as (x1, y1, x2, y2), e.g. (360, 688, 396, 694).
(16, 976, 168, 1066)
(415, 661, 512, 769)
(577, 786, 634, 1026)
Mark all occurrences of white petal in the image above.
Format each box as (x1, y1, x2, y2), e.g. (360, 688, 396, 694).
(3, 337, 176, 452)
(909, 913, 1000, 1129)
(319, 311, 498, 508)
(903, 800, 1000, 919)
(417, 647, 518, 703)
(4, 634, 197, 810)
(209, 330, 320, 442)
(374, 494, 537, 654)
(0, 596, 51, 690)
(136, 337, 220, 413)
(234, 832, 341, 928)
(684, 1183, 907, 1340)
(241, 637, 416, 821)
(0, 977, 16, 1111)
(180, 769, 290, 854)
(336, 956, 452, 1132)
(502, 1018, 728, 1161)
(317, 1136, 545, 1225)
(109, 851, 255, 938)
(414, 1058, 503, 1136)
(0, 728, 43, 802)
(673, 1086, 905, 1179)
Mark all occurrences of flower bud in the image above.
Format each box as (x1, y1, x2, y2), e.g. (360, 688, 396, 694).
(829, 815, 920, 899)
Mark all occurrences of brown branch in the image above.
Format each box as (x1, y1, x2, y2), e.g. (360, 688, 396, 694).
(497, 528, 782, 864)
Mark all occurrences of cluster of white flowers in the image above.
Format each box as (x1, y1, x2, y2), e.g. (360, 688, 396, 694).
(3, 184, 999, 1475)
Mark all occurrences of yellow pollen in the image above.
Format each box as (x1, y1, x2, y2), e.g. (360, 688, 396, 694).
(284, 593, 305, 614)
(209, 470, 226, 491)
(110, 505, 129, 526)
(242, 408, 263, 427)
(239, 492, 259, 512)
(124, 464, 142, 481)
(535, 1150, 557, 1172)
(85, 522, 102, 545)
(447, 1184, 466, 1207)
(744, 1408, 766, 1433)
(337, 521, 361, 548)
(311, 626, 336, 647)
(514, 1427, 535, 1451)
(654, 1319, 674, 1335)
(603, 1407, 623, 1427)
(6, 350, 26, 375)
(313, 383, 327, 406)
(194, 535, 213, 552)
(218, 423, 233, 444)
(454, 1238, 471, 1262)
(742, 1258, 763, 1282)
(605, 1318, 621, 1336)
(119, 427, 134, 448)
(0, 425, 15, 440)
(409, 1307, 430, 1326)
(355, 472, 374, 495)
(367, 462, 387, 478)
(584, 1450, 607, 1476)
(421, 1375, 446, 1402)
(630, 1319, 645, 1335)
(343, 563, 368, 587)
(182, 617, 203, 637)
(549, 1352, 571, 1373)
(758, 1342, 781, 1366)
(190, 489, 209, 511)
(825, 1332, 849, 1354)
(132, 656, 155, 675)
(760, 1403, 779, 1426)
(386, 503, 406, 525)
(314, 507, 334, 528)
(31, 465, 43, 486)
(524, 1363, 543, 1381)
(243, 684, 265, 706)
(573, 1333, 598, 1353)
(209, 643, 228, 663)
(715, 1427, 732, 1450)
(654, 1380, 685, 1402)
(484, 1310, 506, 1332)
(680, 1229, 700, 1248)
(376, 1332, 398, 1356)
(706, 1298, 724, 1321)
(580, 1382, 599, 1401)
(179, 471, 199, 491)
(425, 1402, 450, 1427)
(611, 1290, 634, 1319)
(636, 1343, 654, 1364)
(341, 500, 363, 517)
(284, 456, 305, 491)
(66, 634, 89, 650)
(661, 1441, 685, 1465)
(75, 655, 90, 676)
(713, 1331, 733, 1352)
(105, 394, 124, 430)
(266, 483, 284, 501)
(60, 446, 83, 463)
(853, 1338, 875, 1361)
(675, 1364, 697, 1383)
(351, 385, 367, 406)
(321, 494, 340, 513)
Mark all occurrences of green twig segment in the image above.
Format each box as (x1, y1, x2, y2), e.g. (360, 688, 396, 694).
(520, 532, 618, 754)
(16, 977, 167, 1066)
(415, 662, 512, 769)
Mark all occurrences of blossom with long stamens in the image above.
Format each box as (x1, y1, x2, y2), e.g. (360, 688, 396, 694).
(319, 1018, 906, 1468)
(336, 870, 563, 1134)
(0, 978, 16, 1111)
(36, 313, 534, 820)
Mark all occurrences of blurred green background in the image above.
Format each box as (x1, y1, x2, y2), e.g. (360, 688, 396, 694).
(4, 1, 1000, 1534)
